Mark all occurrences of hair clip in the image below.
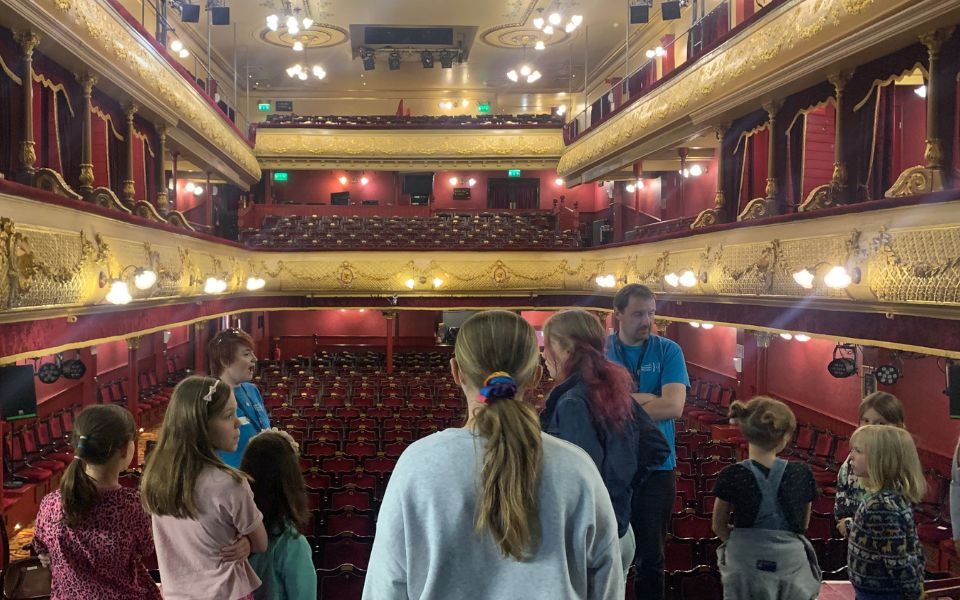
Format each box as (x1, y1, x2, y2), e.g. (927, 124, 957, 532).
(202, 381, 220, 403)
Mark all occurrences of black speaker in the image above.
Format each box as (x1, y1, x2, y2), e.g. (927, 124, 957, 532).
(211, 6, 230, 25)
(949, 363, 960, 418)
(630, 5, 650, 24)
(180, 3, 201, 23)
(662, 1, 681, 20)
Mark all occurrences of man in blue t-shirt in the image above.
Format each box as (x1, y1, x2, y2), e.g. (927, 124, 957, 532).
(606, 284, 689, 600)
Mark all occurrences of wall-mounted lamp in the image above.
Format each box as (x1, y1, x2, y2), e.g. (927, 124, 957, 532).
(665, 269, 704, 288)
(204, 276, 228, 294)
(338, 175, 348, 185)
(792, 264, 861, 290)
(246, 276, 266, 291)
(595, 274, 618, 288)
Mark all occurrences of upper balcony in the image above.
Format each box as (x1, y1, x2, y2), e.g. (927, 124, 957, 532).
(558, 0, 958, 184)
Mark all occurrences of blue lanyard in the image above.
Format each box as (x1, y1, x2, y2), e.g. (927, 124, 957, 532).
(614, 336, 651, 388)
(235, 385, 266, 431)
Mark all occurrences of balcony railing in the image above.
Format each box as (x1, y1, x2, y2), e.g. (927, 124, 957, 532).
(563, 0, 789, 145)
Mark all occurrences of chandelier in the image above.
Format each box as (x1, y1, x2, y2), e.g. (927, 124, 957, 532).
(507, 64, 542, 83)
(266, 10, 313, 35)
(533, 3, 583, 35)
(286, 64, 326, 80)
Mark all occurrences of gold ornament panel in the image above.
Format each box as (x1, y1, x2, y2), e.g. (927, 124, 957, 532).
(255, 129, 565, 159)
(29, 0, 261, 183)
(557, 0, 916, 179)
(3, 192, 960, 322)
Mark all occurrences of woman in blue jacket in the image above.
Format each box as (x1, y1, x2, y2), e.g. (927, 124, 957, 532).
(541, 309, 668, 575)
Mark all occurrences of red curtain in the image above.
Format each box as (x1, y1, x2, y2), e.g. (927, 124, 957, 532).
(738, 127, 769, 211)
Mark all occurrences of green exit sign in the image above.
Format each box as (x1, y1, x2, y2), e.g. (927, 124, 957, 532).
(507, 169, 522, 177)
(257, 102, 271, 111)
(477, 102, 491, 114)
(273, 171, 289, 182)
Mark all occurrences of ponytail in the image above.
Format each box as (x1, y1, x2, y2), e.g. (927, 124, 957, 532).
(473, 375, 543, 561)
(60, 405, 136, 527)
(454, 311, 542, 561)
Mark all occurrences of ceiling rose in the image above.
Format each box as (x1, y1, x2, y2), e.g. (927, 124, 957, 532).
(258, 24, 349, 49)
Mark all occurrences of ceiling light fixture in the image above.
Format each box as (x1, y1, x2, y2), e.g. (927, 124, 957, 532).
(626, 183, 636, 193)
(192, 185, 203, 196)
(533, 4, 582, 34)
(361, 48, 375, 71)
(312, 65, 326, 79)
(535, 40, 546, 50)
(292, 40, 304, 52)
(689, 321, 700, 328)
(184, 181, 195, 192)
(449, 176, 459, 186)
(780, 333, 793, 340)
(421, 50, 434, 68)
(388, 50, 401, 71)
(555, 177, 564, 186)
(286, 15, 299, 35)
(170, 40, 184, 52)
(266, 14, 279, 31)
(794, 334, 811, 342)
(301, 17, 313, 29)
(645, 46, 667, 59)
(338, 175, 348, 185)
(467, 178, 476, 187)
(700, 323, 715, 330)
(439, 50, 454, 69)
(360, 176, 369, 186)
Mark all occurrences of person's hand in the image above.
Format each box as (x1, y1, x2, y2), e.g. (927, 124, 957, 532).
(221, 536, 251, 562)
(836, 518, 850, 538)
(37, 553, 50, 568)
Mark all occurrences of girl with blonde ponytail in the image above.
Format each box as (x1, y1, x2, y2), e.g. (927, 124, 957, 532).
(33, 404, 161, 599)
(364, 310, 624, 600)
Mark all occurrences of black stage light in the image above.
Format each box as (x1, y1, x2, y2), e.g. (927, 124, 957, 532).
(439, 50, 454, 68)
(388, 50, 401, 70)
(630, 5, 650, 23)
(421, 50, 434, 68)
(875, 364, 900, 386)
(211, 6, 230, 25)
(179, 3, 201, 22)
(662, 1, 681, 20)
(827, 344, 857, 379)
(362, 49, 376, 71)
(948, 363, 960, 418)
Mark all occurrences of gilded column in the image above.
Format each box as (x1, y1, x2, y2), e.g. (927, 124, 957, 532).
(122, 103, 138, 207)
(886, 27, 954, 197)
(77, 73, 97, 196)
(14, 30, 40, 183)
(800, 70, 853, 211)
(738, 100, 781, 221)
(691, 123, 729, 228)
(156, 125, 169, 215)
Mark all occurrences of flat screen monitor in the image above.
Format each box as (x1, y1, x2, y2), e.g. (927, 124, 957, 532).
(331, 191, 350, 206)
(0, 365, 37, 421)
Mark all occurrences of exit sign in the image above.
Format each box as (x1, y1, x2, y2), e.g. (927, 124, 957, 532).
(507, 169, 522, 177)
(257, 102, 270, 111)
(273, 171, 289, 182)
(477, 102, 491, 114)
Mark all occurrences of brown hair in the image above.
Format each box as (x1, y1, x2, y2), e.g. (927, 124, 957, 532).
(207, 328, 255, 377)
(141, 376, 245, 518)
(454, 310, 542, 561)
(859, 392, 905, 427)
(240, 431, 309, 535)
(850, 424, 926, 503)
(543, 310, 634, 430)
(728, 396, 797, 451)
(60, 405, 136, 528)
(613, 283, 655, 313)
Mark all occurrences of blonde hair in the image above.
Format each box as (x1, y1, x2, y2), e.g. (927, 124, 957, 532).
(141, 376, 246, 518)
(850, 424, 926, 504)
(728, 396, 797, 451)
(454, 310, 542, 561)
(859, 392, 905, 427)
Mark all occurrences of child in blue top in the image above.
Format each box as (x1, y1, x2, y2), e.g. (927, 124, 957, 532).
(241, 430, 316, 600)
(208, 328, 271, 467)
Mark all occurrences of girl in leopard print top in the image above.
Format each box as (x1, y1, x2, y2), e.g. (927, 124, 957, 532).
(33, 405, 161, 600)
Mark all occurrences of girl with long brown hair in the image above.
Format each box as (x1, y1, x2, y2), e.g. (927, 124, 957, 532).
(363, 310, 623, 600)
(141, 375, 268, 600)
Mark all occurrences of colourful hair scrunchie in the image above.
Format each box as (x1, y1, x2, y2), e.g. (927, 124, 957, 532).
(477, 372, 517, 405)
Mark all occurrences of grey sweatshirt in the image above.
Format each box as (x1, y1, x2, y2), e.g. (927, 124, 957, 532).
(362, 428, 624, 600)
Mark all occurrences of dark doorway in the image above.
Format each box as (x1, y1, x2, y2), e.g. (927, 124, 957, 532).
(487, 178, 540, 209)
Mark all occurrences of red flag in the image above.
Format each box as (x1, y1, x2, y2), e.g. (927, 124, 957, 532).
(396, 99, 404, 116)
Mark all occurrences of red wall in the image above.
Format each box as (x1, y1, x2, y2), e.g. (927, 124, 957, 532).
(893, 87, 927, 176)
(95, 339, 128, 375)
(673, 323, 738, 379)
(802, 104, 836, 199)
(265, 169, 601, 212)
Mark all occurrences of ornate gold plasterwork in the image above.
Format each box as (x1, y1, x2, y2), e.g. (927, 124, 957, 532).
(33, 168, 83, 200)
(254, 129, 565, 161)
(258, 23, 349, 49)
(557, 0, 902, 179)
(39, 0, 260, 183)
(3, 191, 960, 319)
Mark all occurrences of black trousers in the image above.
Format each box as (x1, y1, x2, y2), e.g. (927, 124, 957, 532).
(631, 470, 676, 600)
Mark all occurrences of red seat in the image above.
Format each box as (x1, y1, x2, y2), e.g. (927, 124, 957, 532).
(320, 508, 375, 536)
(317, 534, 373, 569)
(363, 456, 396, 475)
(344, 442, 378, 458)
(317, 565, 366, 599)
(329, 487, 373, 511)
(664, 538, 697, 572)
(322, 456, 356, 474)
(671, 514, 714, 539)
(304, 442, 339, 458)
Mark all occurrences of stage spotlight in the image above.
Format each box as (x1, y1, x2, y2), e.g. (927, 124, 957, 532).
(361, 48, 375, 71)
(439, 50, 454, 68)
(662, 1, 681, 20)
(421, 50, 434, 68)
(630, 4, 650, 23)
(388, 51, 401, 71)
(179, 3, 200, 22)
(211, 6, 230, 25)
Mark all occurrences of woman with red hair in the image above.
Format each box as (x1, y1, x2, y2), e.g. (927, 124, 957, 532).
(541, 309, 668, 575)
